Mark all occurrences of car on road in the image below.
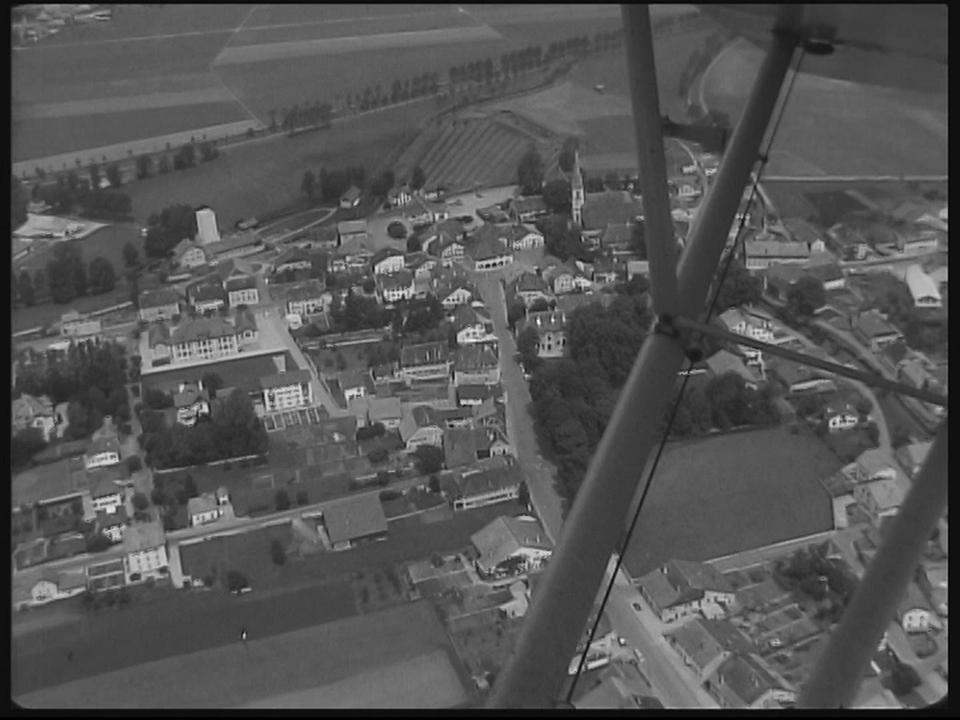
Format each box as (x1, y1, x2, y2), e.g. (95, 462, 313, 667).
(632, 601, 643, 612)
(617, 636, 627, 647)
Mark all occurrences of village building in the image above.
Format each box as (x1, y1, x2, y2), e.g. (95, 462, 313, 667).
(138, 288, 181, 323)
(636, 559, 737, 624)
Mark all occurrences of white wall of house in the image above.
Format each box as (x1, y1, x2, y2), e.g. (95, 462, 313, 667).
(139, 303, 180, 323)
(190, 508, 222, 527)
(453, 485, 519, 511)
(901, 608, 932, 633)
(262, 382, 312, 412)
(85, 452, 120, 470)
(228, 288, 259, 306)
(125, 545, 168, 580)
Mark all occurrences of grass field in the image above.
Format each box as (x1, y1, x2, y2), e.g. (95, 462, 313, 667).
(701, 38, 947, 177)
(122, 101, 433, 228)
(621, 426, 840, 579)
(179, 524, 295, 588)
(16, 600, 465, 709)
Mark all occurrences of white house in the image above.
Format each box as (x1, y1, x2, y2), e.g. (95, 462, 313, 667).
(398, 405, 444, 450)
(28, 570, 87, 607)
(904, 264, 942, 309)
(226, 276, 259, 307)
(470, 514, 553, 580)
(515, 310, 568, 359)
(465, 235, 513, 272)
(824, 400, 859, 433)
(123, 521, 168, 583)
(367, 396, 403, 430)
(260, 370, 313, 412)
(371, 248, 406, 276)
(435, 281, 475, 310)
(169, 315, 240, 364)
(273, 247, 313, 275)
(853, 476, 909, 525)
(399, 341, 450, 383)
(187, 282, 227, 314)
(173, 381, 210, 427)
(187, 493, 222, 527)
(380, 269, 416, 303)
(508, 225, 545, 251)
(285, 280, 329, 318)
(90, 477, 124, 514)
(84, 436, 121, 471)
(11, 393, 58, 442)
(899, 582, 937, 634)
(636, 559, 737, 624)
(138, 288, 181, 323)
(453, 303, 495, 345)
(340, 185, 361, 209)
(172, 238, 209, 269)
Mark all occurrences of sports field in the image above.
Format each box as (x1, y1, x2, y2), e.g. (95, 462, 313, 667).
(17, 601, 467, 709)
(700, 38, 948, 177)
(621, 426, 840, 580)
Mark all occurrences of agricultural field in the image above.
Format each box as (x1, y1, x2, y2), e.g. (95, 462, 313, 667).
(621, 426, 840, 579)
(700, 38, 948, 177)
(416, 118, 537, 193)
(178, 523, 295, 589)
(13, 3, 627, 166)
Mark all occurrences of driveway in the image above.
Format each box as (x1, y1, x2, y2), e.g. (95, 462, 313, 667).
(471, 270, 566, 544)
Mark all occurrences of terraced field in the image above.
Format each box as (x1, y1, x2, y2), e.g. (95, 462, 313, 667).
(417, 118, 537, 192)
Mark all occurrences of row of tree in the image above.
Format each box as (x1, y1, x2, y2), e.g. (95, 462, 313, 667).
(29, 172, 132, 221)
(139, 389, 269, 469)
(14, 338, 132, 442)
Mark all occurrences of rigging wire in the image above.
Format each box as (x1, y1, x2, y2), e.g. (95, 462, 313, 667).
(564, 43, 807, 704)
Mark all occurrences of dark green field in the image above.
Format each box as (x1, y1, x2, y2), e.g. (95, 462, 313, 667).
(622, 426, 840, 579)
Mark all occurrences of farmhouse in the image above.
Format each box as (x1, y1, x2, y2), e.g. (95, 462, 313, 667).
(599, 222, 634, 252)
(27, 569, 88, 608)
(471, 515, 552, 580)
(508, 225, 545, 250)
(453, 303, 495, 345)
(260, 369, 313, 412)
(399, 341, 450, 383)
(898, 582, 937, 634)
(853, 310, 903, 353)
(367, 396, 403, 430)
(783, 217, 827, 252)
(515, 309, 568, 358)
(186, 280, 226, 314)
(170, 316, 239, 363)
(285, 279, 329, 318)
(761, 262, 806, 298)
(636, 559, 736, 623)
(853, 475, 909, 525)
(509, 195, 549, 223)
(434, 279, 475, 310)
(332, 369, 374, 404)
(138, 288, 181, 323)
(718, 306, 775, 343)
(904, 264, 942, 308)
(205, 231, 262, 262)
(667, 618, 756, 681)
(89, 474, 123, 514)
(435, 236, 467, 266)
(457, 383, 505, 408)
(379, 269, 416, 303)
(371, 247, 406, 276)
(322, 494, 388, 551)
(398, 405, 444, 450)
(508, 272, 552, 308)
(896, 229, 942, 255)
(804, 261, 845, 291)
(84, 436, 121, 471)
(709, 653, 796, 709)
(465, 235, 513, 272)
(454, 344, 500, 386)
(187, 493, 222, 528)
(337, 219, 368, 245)
(122, 520, 168, 583)
(172, 238, 209, 269)
(591, 255, 621, 286)
(225, 276, 259, 307)
(339, 185, 362, 209)
(822, 399, 859, 432)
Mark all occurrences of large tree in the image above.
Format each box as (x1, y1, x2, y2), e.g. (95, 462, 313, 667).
(413, 445, 444, 475)
(106, 163, 122, 188)
(144, 204, 198, 258)
(711, 257, 762, 312)
(17, 270, 35, 307)
(122, 241, 140, 269)
(516, 326, 542, 372)
(136, 154, 154, 180)
(786, 275, 826, 319)
(542, 179, 571, 214)
(46, 243, 86, 303)
(410, 165, 426, 191)
(88, 256, 116, 295)
(517, 148, 545, 196)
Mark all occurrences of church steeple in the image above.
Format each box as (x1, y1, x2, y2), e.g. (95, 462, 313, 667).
(571, 150, 584, 226)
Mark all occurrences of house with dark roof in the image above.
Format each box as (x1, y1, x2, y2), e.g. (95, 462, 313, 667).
(337, 219, 368, 245)
(398, 405, 443, 450)
(204, 231, 263, 262)
(853, 310, 903, 353)
(515, 309, 568, 359)
(667, 618, 756, 681)
(465, 233, 513, 272)
(399, 341, 450, 383)
(322, 494, 387, 550)
(636, 559, 737, 623)
(434, 279, 476, 310)
(744, 238, 810, 270)
(371, 247, 406, 276)
(599, 221, 635, 252)
(578, 191, 644, 242)
(767, 356, 836, 395)
(138, 288, 181, 323)
(173, 381, 210, 426)
(172, 238, 209, 269)
(259, 369, 313, 412)
(804, 261, 845, 291)
(470, 514, 552, 579)
(709, 652, 796, 709)
(454, 344, 500, 386)
(457, 383, 504, 408)
(367, 396, 403, 430)
(186, 280, 227, 314)
(284, 279, 329, 318)
(705, 349, 763, 389)
(452, 303, 494, 345)
(379, 269, 416, 303)
(509, 195, 549, 224)
(169, 315, 239, 363)
(508, 272, 552, 308)
(339, 185, 361, 209)
(273, 247, 312, 275)
(443, 427, 487, 469)
(507, 224, 544, 250)
(84, 436, 121, 471)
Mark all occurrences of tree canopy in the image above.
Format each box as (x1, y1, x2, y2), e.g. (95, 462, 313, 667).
(711, 257, 762, 313)
(786, 275, 826, 319)
(413, 444, 444, 475)
(388, 221, 408, 239)
(145, 204, 198, 258)
(535, 213, 586, 261)
(542, 179, 571, 214)
(517, 148, 545, 196)
(87, 256, 116, 295)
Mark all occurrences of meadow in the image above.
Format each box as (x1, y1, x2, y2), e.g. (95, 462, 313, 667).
(621, 426, 840, 579)
(700, 38, 948, 177)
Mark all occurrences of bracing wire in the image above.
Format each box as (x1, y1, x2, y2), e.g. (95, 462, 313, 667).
(564, 43, 807, 704)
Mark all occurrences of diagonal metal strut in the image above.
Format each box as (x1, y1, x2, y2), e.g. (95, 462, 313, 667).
(673, 316, 950, 407)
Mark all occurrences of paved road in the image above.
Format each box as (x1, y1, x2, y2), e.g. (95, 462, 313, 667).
(471, 271, 566, 544)
(604, 573, 719, 708)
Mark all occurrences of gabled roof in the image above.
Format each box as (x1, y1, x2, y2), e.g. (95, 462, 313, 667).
(187, 493, 218, 517)
(274, 246, 312, 268)
(582, 191, 643, 231)
(148, 322, 171, 347)
(471, 514, 552, 567)
(854, 310, 902, 340)
(122, 520, 165, 553)
(285, 279, 327, 302)
(601, 221, 634, 247)
(341, 185, 361, 202)
(457, 383, 503, 402)
(85, 436, 120, 458)
(511, 272, 548, 294)
(466, 233, 513, 262)
(555, 292, 613, 316)
(173, 383, 206, 408)
(379, 269, 415, 290)
(455, 344, 499, 372)
(453, 303, 488, 332)
(714, 653, 789, 707)
(858, 476, 908, 512)
(746, 239, 810, 258)
(444, 427, 485, 468)
(400, 341, 447, 367)
(705, 350, 761, 384)
(511, 195, 548, 214)
(139, 288, 181, 309)
(516, 309, 567, 335)
(323, 493, 387, 545)
(667, 618, 755, 674)
(173, 238, 204, 258)
(398, 405, 441, 443)
(367, 396, 403, 422)
(371, 247, 405, 268)
(638, 558, 734, 610)
(337, 219, 368, 235)
(189, 282, 226, 303)
(170, 315, 236, 345)
(259, 369, 312, 389)
(804, 262, 844, 284)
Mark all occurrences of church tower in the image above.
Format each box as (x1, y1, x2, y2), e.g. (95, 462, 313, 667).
(571, 150, 584, 226)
